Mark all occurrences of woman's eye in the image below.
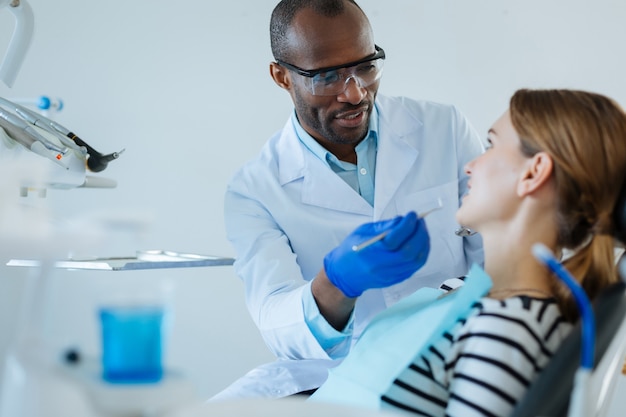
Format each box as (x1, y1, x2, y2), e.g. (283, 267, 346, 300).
(484, 139, 493, 150)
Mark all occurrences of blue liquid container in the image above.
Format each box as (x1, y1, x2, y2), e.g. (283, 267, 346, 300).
(99, 305, 165, 383)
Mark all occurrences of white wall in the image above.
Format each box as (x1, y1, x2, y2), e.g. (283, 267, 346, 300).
(1, 0, 625, 403)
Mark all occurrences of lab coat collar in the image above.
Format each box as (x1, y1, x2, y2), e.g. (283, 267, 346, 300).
(275, 119, 372, 215)
(275, 95, 423, 217)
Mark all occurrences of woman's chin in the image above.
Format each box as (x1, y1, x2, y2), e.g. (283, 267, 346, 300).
(455, 207, 468, 225)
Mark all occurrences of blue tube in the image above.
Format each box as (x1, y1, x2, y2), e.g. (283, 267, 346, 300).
(37, 96, 51, 110)
(532, 243, 595, 370)
(36, 96, 63, 111)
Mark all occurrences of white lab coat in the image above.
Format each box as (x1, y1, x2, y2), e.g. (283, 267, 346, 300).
(218, 94, 484, 399)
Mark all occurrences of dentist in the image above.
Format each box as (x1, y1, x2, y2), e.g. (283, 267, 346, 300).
(220, 0, 484, 398)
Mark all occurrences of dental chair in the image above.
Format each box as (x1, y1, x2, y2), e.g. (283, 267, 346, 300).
(510, 181, 626, 417)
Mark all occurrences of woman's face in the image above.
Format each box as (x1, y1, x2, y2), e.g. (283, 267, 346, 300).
(456, 110, 531, 232)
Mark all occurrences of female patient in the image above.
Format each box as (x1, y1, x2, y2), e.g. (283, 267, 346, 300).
(313, 89, 626, 416)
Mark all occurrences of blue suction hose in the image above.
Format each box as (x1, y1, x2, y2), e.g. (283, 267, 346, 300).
(532, 243, 595, 369)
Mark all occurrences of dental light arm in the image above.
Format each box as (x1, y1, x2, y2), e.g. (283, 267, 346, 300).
(0, 0, 34, 88)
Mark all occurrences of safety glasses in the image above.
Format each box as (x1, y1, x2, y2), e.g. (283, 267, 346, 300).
(276, 45, 385, 96)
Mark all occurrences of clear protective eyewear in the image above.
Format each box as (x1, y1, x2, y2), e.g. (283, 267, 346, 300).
(276, 45, 385, 96)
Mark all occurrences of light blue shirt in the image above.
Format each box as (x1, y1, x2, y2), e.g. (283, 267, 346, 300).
(291, 107, 378, 206)
(292, 108, 379, 355)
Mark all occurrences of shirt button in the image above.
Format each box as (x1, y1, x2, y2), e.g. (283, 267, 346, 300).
(360, 168, 367, 175)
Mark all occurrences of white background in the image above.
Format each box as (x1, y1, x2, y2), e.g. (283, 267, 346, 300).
(1, 0, 625, 406)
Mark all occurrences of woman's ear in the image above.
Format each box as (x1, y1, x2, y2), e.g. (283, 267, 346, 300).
(517, 151, 554, 197)
(270, 62, 291, 90)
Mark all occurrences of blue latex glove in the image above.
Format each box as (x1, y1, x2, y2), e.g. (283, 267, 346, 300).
(323, 211, 430, 298)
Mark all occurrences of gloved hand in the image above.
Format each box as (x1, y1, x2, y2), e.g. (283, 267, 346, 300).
(323, 211, 430, 298)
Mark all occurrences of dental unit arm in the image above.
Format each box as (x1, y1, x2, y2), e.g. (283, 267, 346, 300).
(0, 95, 122, 194)
(0, 0, 33, 88)
(0, 96, 125, 172)
(1, 0, 121, 191)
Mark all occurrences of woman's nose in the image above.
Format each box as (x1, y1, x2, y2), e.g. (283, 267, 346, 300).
(464, 158, 476, 176)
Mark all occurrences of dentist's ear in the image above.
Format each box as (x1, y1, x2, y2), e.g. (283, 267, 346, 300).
(270, 62, 292, 90)
(517, 151, 554, 197)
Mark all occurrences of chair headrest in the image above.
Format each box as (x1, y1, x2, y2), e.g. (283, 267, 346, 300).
(615, 179, 626, 245)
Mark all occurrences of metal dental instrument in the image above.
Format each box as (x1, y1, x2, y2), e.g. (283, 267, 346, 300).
(47, 119, 125, 172)
(12, 105, 83, 152)
(0, 108, 72, 169)
(0, 97, 79, 152)
(454, 226, 476, 237)
(352, 198, 443, 252)
(0, 105, 68, 154)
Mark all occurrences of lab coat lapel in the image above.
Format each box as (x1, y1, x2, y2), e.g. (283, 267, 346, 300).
(302, 156, 373, 215)
(373, 98, 422, 219)
(276, 118, 373, 216)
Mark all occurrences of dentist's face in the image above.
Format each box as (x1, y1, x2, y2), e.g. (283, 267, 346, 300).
(456, 110, 529, 231)
(283, 5, 379, 150)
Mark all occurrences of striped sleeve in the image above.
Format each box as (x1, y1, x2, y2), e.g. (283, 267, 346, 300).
(445, 297, 569, 417)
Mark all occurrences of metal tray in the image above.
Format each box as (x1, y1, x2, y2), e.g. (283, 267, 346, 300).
(7, 250, 235, 271)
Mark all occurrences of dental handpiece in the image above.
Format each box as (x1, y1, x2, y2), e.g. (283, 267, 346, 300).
(8, 100, 98, 158)
(47, 120, 124, 172)
(0, 115, 69, 169)
(10, 104, 84, 152)
(0, 96, 123, 172)
(0, 106, 68, 155)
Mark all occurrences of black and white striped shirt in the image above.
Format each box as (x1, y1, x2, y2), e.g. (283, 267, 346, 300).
(380, 296, 571, 417)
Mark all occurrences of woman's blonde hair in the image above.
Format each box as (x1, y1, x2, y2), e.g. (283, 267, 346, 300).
(510, 89, 626, 320)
